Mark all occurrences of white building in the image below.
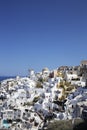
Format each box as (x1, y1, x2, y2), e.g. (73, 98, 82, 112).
(65, 72, 78, 81)
(28, 69, 36, 80)
(0, 117, 3, 128)
(42, 67, 50, 78)
(14, 108, 22, 120)
(0, 100, 3, 110)
(2, 109, 14, 120)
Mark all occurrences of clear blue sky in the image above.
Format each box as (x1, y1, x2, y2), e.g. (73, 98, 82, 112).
(0, 0, 87, 76)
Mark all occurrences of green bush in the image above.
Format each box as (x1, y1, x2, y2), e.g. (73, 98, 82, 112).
(33, 96, 40, 103)
(36, 81, 43, 88)
(38, 77, 44, 83)
(66, 85, 74, 91)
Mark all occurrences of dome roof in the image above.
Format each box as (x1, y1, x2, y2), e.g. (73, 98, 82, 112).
(42, 67, 49, 72)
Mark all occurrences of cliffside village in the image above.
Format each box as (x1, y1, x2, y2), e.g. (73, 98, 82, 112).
(0, 60, 87, 130)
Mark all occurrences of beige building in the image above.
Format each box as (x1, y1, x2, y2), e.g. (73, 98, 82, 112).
(81, 60, 87, 66)
(49, 70, 58, 78)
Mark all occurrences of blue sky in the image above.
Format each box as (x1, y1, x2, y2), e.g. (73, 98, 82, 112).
(0, 0, 87, 76)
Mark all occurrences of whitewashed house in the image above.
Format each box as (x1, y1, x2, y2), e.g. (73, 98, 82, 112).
(2, 109, 14, 120)
(48, 78, 55, 84)
(14, 108, 22, 120)
(17, 89, 26, 99)
(0, 100, 3, 111)
(45, 93, 51, 102)
(65, 72, 78, 81)
(42, 67, 50, 78)
(28, 69, 36, 80)
(0, 117, 3, 128)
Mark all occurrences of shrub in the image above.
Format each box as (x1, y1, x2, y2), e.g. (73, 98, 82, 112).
(65, 81, 71, 86)
(38, 77, 44, 83)
(33, 96, 40, 103)
(66, 85, 74, 91)
(36, 81, 43, 88)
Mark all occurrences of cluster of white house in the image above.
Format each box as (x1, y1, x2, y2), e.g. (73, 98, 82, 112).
(0, 76, 64, 129)
(0, 61, 87, 129)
